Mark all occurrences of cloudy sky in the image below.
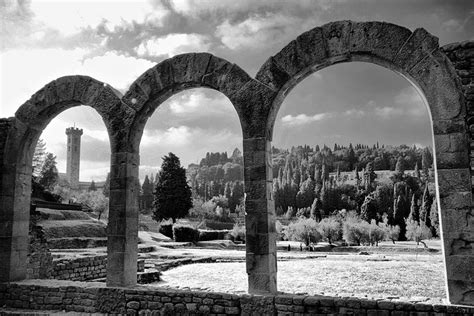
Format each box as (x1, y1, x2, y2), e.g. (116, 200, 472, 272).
(1, 0, 473, 181)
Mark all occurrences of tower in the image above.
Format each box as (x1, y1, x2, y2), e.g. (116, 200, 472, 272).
(66, 127, 83, 189)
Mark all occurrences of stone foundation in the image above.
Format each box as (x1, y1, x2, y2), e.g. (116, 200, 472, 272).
(52, 256, 145, 281)
(1, 280, 474, 315)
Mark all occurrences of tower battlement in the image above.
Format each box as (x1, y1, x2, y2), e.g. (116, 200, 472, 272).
(66, 127, 83, 135)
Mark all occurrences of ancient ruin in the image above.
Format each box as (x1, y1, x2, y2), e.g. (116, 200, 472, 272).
(1, 21, 473, 313)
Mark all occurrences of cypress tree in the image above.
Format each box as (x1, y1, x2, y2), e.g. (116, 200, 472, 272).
(152, 153, 193, 223)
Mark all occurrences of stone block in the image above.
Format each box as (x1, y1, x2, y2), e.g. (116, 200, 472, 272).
(244, 180, 268, 200)
(436, 151, 470, 169)
(171, 53, 211, 86)
(201, 56, 234, 89)
(247, 271, 277, 294)
(295, 26, 327, 70)
(255, 57, 291, 92)
(447, 279, 474, 305)
(409, 50, 464, 121)
(445, 255, 474, 280)
(434, 133, 468, 153)
(439, 191, 471, 210)
(245, 232, 277, 255)
(219, 64, 252, 99)
(436, 168, 471, 193)
(154, 60, 174, 92)
(351, 22, 412, 62)
(393, 28, 439, 72)
(123, 81, 149, 111)
(321, 21, 352, 57)
(54, 76, 77, 103)
(432, 119, 467, 134)
(246, 252, 277, 274)
(440, 208, 473, 239)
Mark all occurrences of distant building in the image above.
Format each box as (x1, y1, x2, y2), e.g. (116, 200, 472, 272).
(62, 127, 106, 191)
(66, 127, 83, 189)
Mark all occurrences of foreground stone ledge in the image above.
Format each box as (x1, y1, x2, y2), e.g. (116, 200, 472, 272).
(1, 280, 474, 315)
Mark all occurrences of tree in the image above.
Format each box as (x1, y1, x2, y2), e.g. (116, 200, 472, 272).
(38, 153, 59, 191)
(103, 173, 110, 197)
(32, 139, 47, 177)
(140, 175, 154, 210)
(152, 153, 193, 223)
(88, 180, 97, 191)
(405, 217, 432, 247)
(284, 217, 321, 246)
(318, 217, 341, 244)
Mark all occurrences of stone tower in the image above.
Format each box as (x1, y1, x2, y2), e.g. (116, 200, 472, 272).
(66, 127, 83, 189)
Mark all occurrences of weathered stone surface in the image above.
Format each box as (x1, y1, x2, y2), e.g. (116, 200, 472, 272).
(393, 28, 439, 72)
(409, 50, 464, 121)
(434, 132, 469, 153)
(350, 22, 412, 62)
(1, 20, 473, 303)
(436, 168, 471, 193)
(255, 57, 291, 91)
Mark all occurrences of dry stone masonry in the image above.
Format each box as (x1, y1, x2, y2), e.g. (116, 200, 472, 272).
(1, 281, 474, 315)
(1, 20, 474, 308)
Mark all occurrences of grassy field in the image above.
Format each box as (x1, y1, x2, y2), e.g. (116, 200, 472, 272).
(154, 254, 445, 303)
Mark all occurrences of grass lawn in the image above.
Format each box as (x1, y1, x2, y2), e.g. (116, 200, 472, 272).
(155, 255, 445, 303)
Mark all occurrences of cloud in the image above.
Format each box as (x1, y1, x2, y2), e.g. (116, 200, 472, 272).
(0, 48, 154, 117)
(29, 0, 169, 36)
(281, 113, 331, 126)
(135, 33, 211, 57)
(167, 90, 231, 115)
(80, 51, 155, 92)
(139, 125, 241, 167)
(344, 109, 365, 117)
(215, 13, 303, 50)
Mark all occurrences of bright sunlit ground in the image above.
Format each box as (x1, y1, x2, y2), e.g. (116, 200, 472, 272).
(154, 254, 445, 303)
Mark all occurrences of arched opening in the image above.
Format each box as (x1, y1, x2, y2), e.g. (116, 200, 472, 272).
(255, 21, 470, 304)
(28, 106, 111, 279)
(136, 87, 245, 288)
(272, 61, 444, 301)
(0, 76, 120, 283)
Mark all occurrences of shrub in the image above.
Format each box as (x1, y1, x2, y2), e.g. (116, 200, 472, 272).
(158, 220, 174, 239)
(296, 207, 310, 218)
(202, 220, 235, 230)
(173, 224, 199, 243)
(318, 217, 341, 244)
(405, 218, 432, 247)
(342, 216, 370, 246)
(368, 220, 385, 246)
(284, 217, 321, 246)
(198, 229, 231, 241)
(231, 224, 246, 243)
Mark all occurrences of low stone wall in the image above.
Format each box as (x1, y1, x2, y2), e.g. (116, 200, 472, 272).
(47, 237, 108, 249)
(52, 255, 145, 281)
(1, 280, 474, 315)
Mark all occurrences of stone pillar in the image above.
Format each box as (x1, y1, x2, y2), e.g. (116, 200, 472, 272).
(0, 118, 33, 282)
(106, 152, 139, 287)
(243, 137, 277, 294)
(441, 41, 474, 306)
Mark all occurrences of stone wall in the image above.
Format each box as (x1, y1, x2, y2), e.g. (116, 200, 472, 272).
(1, 281, 474, 315)
(52, 255, 145, 281)
(443, 41, 474, 188)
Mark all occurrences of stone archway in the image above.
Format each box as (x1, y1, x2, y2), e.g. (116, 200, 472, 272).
(251, 21, 472, 304)
(0, 76, 125, 282)
(0, 20, 471, 307)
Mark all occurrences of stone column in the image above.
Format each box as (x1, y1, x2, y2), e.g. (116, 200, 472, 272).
(106, 152, 139, 287)
(243, 136, 277, 294)
(0, 118, 33, 282)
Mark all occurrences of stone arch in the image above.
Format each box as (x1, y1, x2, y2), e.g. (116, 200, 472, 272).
(123, 53, 253, 151)
(0, 75, 125, 282)
(252, 21, 471, 304)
